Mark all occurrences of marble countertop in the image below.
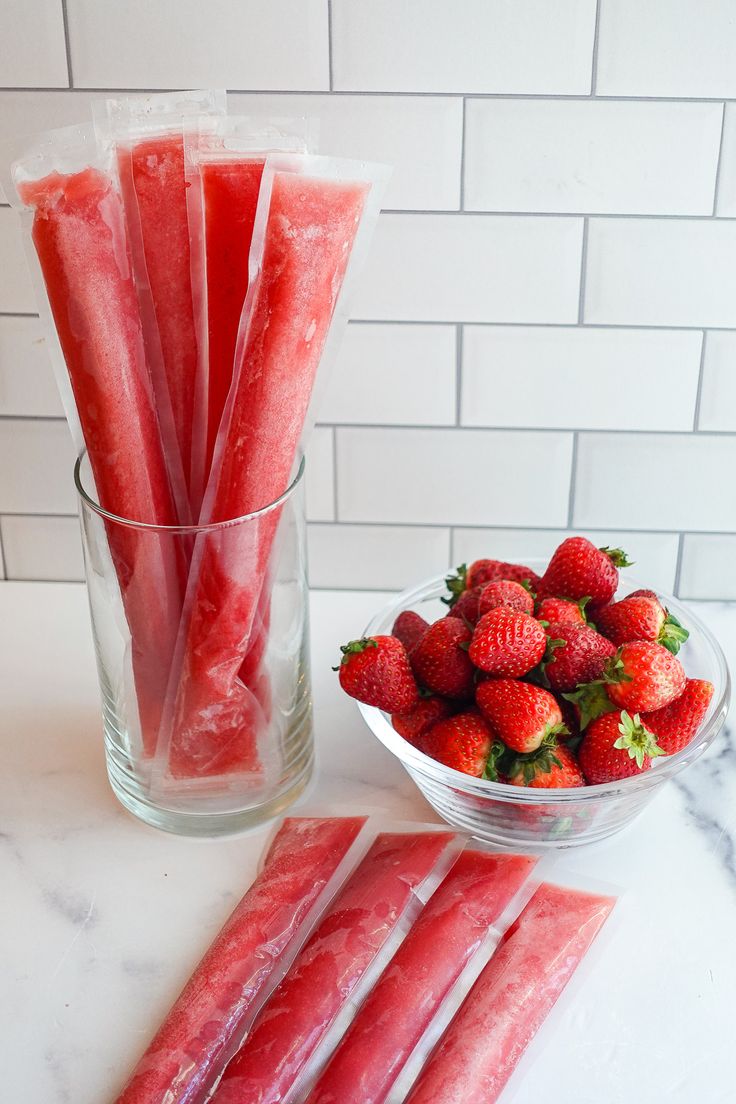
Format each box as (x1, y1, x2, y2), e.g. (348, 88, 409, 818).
(2, 581, 735, 1103)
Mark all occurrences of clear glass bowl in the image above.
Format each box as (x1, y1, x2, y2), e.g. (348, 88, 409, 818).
(358, 562, 730, 848)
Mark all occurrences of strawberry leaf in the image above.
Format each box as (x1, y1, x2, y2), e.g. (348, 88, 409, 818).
(659, 611, 689, 656)
(483, 740, 507, 782)
(563, 681, 617, 730)
(442, 564, 467, 608)
(600, 546, 634, 569)
(613, 710, 665, 768)
(333, 637, 378, 670)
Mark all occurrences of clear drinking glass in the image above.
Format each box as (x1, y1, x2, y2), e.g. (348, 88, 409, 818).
(75, 452, 313, 836)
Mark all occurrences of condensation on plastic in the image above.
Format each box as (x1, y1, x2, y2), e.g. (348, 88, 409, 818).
(152, 153, 391, 797)
(183, 115, 319, 512)
(95, 90, 227, 521)
(295, 845, 546, 1104)
(397, 875, 619, 1104)
(208, 827, 462, 1104)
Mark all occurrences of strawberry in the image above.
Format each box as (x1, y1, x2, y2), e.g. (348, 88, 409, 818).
(477, 579, 534, 617)
(508, 743, 585, 789)
(476, 678, 567, 754)
(469, 608, 547, 677)
(628, 588, 658, 601)
(419, 711, 494, 777)
(596, 595, 689, 655)
(443, 560, 540, 609)
(579, 709, 664, 784)
(536, 596, 588, 626)
(642, 678, 714, 755)
(446, 585, 483, 626)
(539, 536, 631, 611)
(392, 695, 454, 745)
(542, 621, 616, 693)
(604, 641, 686, 713)
(410, 617, 475, 699)
(336, 636, 418, 713)
(391, 609, 430, 654)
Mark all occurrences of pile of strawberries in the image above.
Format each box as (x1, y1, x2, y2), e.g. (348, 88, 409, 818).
(336, 537, 714, 789)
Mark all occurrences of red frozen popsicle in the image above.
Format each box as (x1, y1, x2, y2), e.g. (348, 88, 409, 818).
(118, 132, 199, 503)
(306, 849, 537, 1104)
(210, 830, 457, 1104)
(114, 816, 367, 1104)
(404, 882, 616, 1104)
(164, 168, 369, 780)
(18, 167, 184, 753)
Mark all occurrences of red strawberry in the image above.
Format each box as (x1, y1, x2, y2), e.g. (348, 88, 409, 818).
(539, 537, 631, 611)
(392, 695, 454, 745)
(536, 596, 588, 626)
(478, 579, 534, 617)
(579, 709, 664, 784)
(642, 678, 714, 755)
(446, 585, 483, 626)
(410, 618, 475, 699)
(469, 608, 547, 678)
(336, 636, 418, 713)
(508, 743, 585, 789)
(391, 610, 430, 654)
(604, 641, 686, 713)
(596, 595, 689, 655)
(419, 711, 494, 777)
(466, 558, 541, 591)
(543, 621, 616, 693)
(476, 678, 567, 754)
(628, 588, 658, 601)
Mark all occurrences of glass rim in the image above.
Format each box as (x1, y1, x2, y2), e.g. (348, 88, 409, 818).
(74, 451, 306, 534)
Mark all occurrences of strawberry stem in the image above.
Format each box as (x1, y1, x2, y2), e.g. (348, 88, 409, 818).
(600, 546, 634, 568)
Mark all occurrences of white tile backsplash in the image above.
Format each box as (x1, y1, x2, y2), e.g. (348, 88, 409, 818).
(465, 100, 722, 215)
(229, 94, 462, 211)
(0, 316, 63, 417)
(305, 427, 335, 522)
(574, 433, 736, 531)
(332, 0, 597, 94)
(0, 209, 36, 315)
(0, 420, 76, 514)
(321, 324, 456, 426)
(1, 515, 83, 581)
(679, 534, 736, 601)
(337, 427, 573, 527)
(597, 0, 736, 98)
(66, 0, 329, 90)
(0, 0, 68, 88)
(585, 219, 736, 328)
(698, 332, 736, 432)
(308, 523, 451, 591)
(462, 326, 702, 431)
(714, 103, 736, 218)
(353, 214, 583, 323)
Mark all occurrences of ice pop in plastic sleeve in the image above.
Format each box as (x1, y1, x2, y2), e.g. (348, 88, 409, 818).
(209, 830, 458, 1104)
(113, 816, 368, 1104)
(304, 849, 538, 1104)
(403, 882, 616, 1104)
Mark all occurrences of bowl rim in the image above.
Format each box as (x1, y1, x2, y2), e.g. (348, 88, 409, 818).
(357, 563, 731, 803)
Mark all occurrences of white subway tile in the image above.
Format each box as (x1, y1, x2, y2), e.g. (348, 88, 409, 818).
(308, 523, 450, 590)
(0, 419, 76, 514)
(66, 0, 329, 90)
(679, 534, 736, 600)
(462, 326, 701, 431)
(353, 214, 583, 324)
(0, 0, 68, 88)
(574, 433, 736, 531)
(0, 209, 36, 315)
(332, 0, 597, 94)
(0, 317, 63, 417)
(321, 324, 456, 426)
(0, 92, 101, 203)
(0, 515, 83, 581)
(229, 93, 462, 211)
(597, 0, 736, 97)
(714, 103, 736, 217)
(585, 219, 736, 328)
(337, 427, 573, 527)
(305, 426, 334, 522)
(465, 100, 721, 215)
(452, 527, 680, 594)
(699, 332, 736, 432)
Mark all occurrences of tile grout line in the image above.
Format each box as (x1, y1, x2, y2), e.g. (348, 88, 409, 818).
(693, 331, 708, 430)
(673, 532, 686, 597)
(379, 209, 736, 220)
(577, 217, 589, 324)
(566, 433, 579, 528)
(315, 421, 736, 438)
(590, 0, 603, 96)
(331, 425, 339, 521)
(348, 319, 736, 333)
(454, 324, 463, 425)
(0, 517, 6, 580)
(459, 97, 467, 210)
(712, 103, 727, 215)
(60, 0, 74, 89)
(326, 0, 334, 93)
